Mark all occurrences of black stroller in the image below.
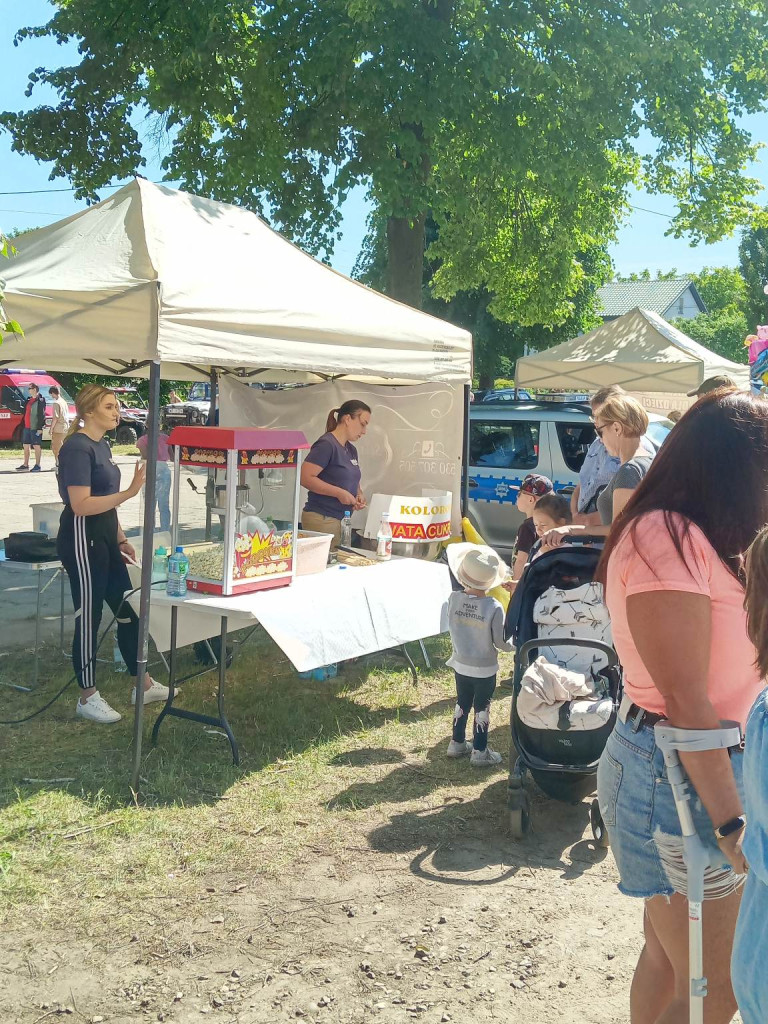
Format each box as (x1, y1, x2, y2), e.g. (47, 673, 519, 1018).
(504, 540, 622, 842)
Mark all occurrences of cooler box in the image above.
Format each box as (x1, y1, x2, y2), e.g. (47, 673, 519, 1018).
(30, 501, 65, 540)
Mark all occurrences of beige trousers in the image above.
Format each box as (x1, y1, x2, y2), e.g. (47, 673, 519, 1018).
(301, 510, 342, 549)
(51, 432, 66, 462)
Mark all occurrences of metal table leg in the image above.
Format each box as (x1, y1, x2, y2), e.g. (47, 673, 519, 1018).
(59, 568, 66, 654)
(151, 605, 177, 748)
(418, 639, 431, 670)
(33, 568, 42, 689)
(152, 609, 239, 765)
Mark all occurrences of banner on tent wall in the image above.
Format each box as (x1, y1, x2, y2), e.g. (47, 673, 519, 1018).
(633, 392, 696, 415)
(219, 378, 464, 534)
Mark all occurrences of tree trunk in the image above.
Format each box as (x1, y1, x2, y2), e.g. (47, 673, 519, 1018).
(386, 213, 426, 308)
(478, 373, 493, 391)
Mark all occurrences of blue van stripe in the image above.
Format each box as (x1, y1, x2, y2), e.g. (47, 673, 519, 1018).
(469, 475, 573, 504)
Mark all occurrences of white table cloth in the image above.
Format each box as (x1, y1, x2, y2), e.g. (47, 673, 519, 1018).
(131, 557, 452, 671)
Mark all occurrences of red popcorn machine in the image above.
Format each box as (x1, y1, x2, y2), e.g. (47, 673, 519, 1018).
(168, 426, 310, 595)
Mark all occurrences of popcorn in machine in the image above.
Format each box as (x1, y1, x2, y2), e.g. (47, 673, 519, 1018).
(167, 426, 309, 595)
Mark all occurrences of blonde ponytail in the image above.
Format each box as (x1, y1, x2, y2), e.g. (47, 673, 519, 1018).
(62, 383, 116, 443)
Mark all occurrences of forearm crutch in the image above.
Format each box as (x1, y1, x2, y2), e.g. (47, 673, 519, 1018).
(654, 722, 742, 1024)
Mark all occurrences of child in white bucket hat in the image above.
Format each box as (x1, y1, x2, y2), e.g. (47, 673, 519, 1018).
(445, 543, 514, 766)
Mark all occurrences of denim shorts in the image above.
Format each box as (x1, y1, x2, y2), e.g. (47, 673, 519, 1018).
(597, 715, 745, 900)
(732, 871, 768, 1024)
(23, 427, 42, 445)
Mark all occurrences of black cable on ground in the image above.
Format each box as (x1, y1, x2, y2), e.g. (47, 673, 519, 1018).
(0, 580, 168, 725)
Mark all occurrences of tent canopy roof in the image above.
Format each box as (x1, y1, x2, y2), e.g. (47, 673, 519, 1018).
(0, 179, 472, 385)
(516, 307, 749, 394)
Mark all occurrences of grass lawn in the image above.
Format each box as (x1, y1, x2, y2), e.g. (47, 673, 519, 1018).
(0, 443, 140, 459)
(0, 629, 515, 938)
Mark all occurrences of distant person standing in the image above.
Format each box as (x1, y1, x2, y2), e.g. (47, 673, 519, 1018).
(49, 386, 70, 468)
(168, 389, 183, 404)
(16, 382, 46, 473)
(136, 420, 173, 533)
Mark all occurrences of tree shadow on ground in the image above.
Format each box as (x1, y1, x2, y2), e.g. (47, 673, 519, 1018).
(0, 632, 454, 812)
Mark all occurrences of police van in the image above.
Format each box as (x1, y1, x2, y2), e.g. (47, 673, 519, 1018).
(468, 399, 672, 553)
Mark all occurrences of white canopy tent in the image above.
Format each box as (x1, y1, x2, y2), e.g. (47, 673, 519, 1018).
(515, 307, 749, 394)
(0, 178, 472, 789)
(0, 178, 472, 384)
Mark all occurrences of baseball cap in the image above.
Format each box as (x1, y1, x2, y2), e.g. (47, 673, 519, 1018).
(687, 374, 737, 398)
(518, 473, 554, 498)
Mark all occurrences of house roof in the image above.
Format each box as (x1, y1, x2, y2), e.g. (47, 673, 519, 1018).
(597, 279, 706, 318)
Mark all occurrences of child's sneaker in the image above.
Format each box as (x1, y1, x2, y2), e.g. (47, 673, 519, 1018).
(470, 747, 503, 767)
(446, 739, 473, 758)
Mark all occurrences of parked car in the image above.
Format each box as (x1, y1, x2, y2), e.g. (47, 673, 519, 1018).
(0, 369, 76, 444)
(109, 386, 149, 444)
(480, 388, 534, 402)
(162, 382, 212, 431)
(468, 400, 671, 553)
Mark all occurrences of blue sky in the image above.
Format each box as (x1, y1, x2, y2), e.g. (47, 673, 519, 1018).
(2, 0, 767, 280)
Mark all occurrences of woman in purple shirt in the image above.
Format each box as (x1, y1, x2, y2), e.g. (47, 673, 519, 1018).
(301, 400, 371, 547)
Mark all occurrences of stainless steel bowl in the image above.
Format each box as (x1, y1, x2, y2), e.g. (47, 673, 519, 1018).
(391, 540, 443, 561)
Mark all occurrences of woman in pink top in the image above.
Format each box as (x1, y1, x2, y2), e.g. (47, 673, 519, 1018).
(596, 390, 768, 1024)
(136, 421, 172, 533)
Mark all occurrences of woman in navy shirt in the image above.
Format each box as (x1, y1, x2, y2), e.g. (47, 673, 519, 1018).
(57, 384, 169, 724)
(301, 400, 371, 547)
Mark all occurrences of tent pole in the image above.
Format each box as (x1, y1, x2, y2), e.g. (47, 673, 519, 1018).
(513, 358, 519, 400)
(130, 359, 161, 796)
(208, 368, 219, 426)
(461, 384, 471, 517)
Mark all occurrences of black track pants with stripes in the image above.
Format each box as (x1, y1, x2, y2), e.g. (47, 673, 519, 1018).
(57, 507, 139, 688)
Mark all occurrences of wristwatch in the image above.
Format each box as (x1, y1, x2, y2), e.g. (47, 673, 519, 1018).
(714, 815, 746, 841)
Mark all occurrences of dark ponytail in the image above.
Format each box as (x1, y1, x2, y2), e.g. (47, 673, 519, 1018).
(326, 400, 372, 433)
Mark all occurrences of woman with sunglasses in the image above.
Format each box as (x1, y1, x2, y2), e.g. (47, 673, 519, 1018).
(541, 393, 652, 548)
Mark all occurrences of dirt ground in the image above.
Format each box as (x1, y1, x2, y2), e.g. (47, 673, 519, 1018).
(1, 789, 643, 1024)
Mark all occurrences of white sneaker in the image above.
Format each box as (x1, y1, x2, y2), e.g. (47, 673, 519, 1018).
(76, 691, 122, 724)
(132, 678, 170, 705)
(470, 747, 503, 767)
(446, 739, 473, 758)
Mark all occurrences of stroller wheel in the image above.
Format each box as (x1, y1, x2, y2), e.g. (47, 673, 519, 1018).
(508, 791, 531, 840)
(590, 798, 609, 849)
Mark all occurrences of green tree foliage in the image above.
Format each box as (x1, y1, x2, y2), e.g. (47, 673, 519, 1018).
(691, 266, 747, 314)
(672, 308, 750, 365)
(355, 212, 608, 389)
(739, 224, 768, 329)
(614, 269, 680, 282)
(4, 1, 768, 324)
(670, 266, 750, 364)
(0, 233, 24, 341)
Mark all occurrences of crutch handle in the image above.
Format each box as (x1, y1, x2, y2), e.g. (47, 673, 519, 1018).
(654, 722, 742, 755)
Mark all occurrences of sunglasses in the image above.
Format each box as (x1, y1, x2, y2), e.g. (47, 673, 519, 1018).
(594, 421, 614, 438)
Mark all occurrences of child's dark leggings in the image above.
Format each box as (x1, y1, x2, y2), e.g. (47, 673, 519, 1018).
(452, 672, 496, 751)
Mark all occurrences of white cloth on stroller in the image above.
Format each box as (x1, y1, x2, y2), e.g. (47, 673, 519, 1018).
(517, 656, 614, 732)
(533, 581, 612, 674)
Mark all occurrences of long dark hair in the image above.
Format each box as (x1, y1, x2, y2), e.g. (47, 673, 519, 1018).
(326, 400, 372, 433)
(597, 389, 768, 587)
(746, 527, 768, 677)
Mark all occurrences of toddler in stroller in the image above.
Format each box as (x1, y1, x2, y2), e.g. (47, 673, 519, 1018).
(503, 538, 622, 840)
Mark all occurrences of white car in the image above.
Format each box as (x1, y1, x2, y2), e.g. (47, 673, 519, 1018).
(468, 399, 672, 553)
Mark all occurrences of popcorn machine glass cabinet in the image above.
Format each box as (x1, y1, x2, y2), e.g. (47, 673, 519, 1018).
(167, 426, 310, 596)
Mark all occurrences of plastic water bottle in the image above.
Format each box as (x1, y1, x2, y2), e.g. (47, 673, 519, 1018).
(340, 511, 352, 548)
(152, 546, 168, 583)
(376, 513, 393, 561)
(166, 546, 189, 597)
(113, 633, 127, 672)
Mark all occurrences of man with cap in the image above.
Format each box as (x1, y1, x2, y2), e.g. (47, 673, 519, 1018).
(687, 374, 738, 398)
